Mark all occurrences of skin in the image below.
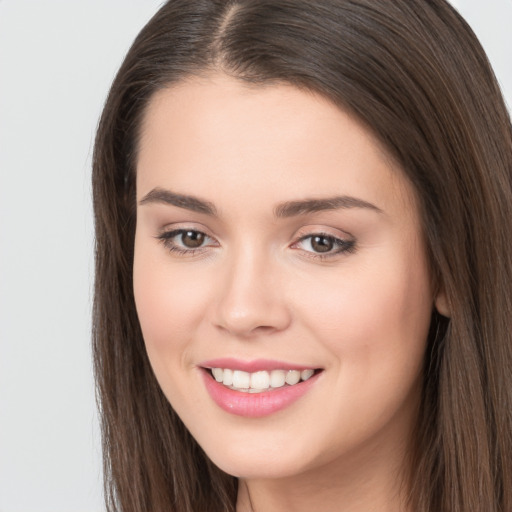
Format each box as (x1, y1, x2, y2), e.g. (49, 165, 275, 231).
(133, 73, 446, 512)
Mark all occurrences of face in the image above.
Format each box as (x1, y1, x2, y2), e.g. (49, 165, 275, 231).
(133, 74, 436, 480)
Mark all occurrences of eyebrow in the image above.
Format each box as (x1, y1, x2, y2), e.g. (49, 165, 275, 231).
(139, 187, 382, 217)
(273, 196, 383, 217)
(139, 187, 217, 215)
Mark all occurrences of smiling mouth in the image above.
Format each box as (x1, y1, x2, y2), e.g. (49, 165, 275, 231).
(207, 367, 322, 393)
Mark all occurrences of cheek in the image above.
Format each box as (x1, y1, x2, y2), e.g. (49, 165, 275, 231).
(293, 248, 433, 379)
(281, 256, 433, 457)
(132, 240, 207, 369)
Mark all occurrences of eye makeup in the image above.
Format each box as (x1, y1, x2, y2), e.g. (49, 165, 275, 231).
(156, 227, 357, 261)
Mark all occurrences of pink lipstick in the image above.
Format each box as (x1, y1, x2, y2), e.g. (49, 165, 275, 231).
(199, 359, 322, 418)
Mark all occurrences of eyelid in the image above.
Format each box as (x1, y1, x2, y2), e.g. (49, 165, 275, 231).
(157, 220, 214, 235)
(292, 225, 354, 242)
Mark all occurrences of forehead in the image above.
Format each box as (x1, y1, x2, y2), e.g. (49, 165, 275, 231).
(136, 74, 416, 217)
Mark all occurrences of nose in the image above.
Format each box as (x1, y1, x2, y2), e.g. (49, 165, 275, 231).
(212, 246, 292, 338)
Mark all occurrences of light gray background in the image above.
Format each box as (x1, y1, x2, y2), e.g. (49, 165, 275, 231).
(0, 1, 510, 511)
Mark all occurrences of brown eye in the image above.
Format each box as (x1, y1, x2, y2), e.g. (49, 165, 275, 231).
(181, 230, 205, 248)
(294, 233, 356, 258)
(157, 228, 214, 254)
(310, 235, 334, 253)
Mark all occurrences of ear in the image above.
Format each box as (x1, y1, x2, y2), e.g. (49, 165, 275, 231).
(434, 282, 450, 318)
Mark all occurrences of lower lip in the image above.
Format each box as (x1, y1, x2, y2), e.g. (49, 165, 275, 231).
(201, 369, 321, 418)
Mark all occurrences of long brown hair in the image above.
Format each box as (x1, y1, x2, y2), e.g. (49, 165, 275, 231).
(92, 1, 512, 510)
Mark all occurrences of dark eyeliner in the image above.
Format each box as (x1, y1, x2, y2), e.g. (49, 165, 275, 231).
(295, 233, 356, 260)
(156, 228, 209, 255)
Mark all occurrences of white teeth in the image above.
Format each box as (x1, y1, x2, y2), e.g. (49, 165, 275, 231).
(232, 370, 250, 389)
(210, 367, 317, 392)
(301, 369, 314, 381)
(250, 370, 270, 389)
(270, 369, 286, 388)
(285, 370, 301, 385)
(222, 368, 234, 386)
(212, 367, 223, 382)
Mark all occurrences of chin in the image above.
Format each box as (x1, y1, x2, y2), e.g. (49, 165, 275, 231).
(192, 425, 324, 480)
(208, 450, 310, 480)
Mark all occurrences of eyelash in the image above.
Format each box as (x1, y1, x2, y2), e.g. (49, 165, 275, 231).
(156, 229, 356, 260)
(293, 233, 356, 259)
(156, 229, 217, 256)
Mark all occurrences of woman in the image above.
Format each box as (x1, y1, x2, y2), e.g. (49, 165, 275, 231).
(92, 1, 512, 511)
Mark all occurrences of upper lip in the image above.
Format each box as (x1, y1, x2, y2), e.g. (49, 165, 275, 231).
(198, 357, 320, 373)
